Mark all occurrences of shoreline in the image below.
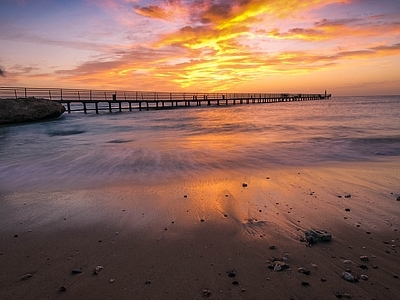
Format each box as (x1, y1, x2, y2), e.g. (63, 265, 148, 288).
(1, 159, 399, 299)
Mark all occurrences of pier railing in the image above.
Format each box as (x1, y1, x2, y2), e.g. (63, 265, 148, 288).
(0, 86, 331, 114)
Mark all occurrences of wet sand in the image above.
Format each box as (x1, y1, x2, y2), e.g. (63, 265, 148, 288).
(1, 159, 399, 299)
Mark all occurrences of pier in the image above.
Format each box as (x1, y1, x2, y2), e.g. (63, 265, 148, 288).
(0, 87, 331, 114)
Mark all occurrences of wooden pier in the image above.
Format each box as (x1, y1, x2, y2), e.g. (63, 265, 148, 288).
(0, 87, 331, 114)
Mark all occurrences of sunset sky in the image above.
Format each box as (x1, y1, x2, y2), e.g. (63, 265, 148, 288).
(1, 0, 400, 95)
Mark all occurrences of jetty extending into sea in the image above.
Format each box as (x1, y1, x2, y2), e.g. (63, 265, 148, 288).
(0, 87, 331, 114)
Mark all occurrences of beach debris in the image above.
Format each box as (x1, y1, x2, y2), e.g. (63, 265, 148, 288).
(360, 255, 369, 261)
(335, 292, 351, 298)
(71, 269, 82, 274)
(360, 274, 368, 281)
(59, 286, 67, 292)
(304, 229, 332, 244)
(20, 273, 34, 281)
(93, 266, 103, 275)
(342, 272, 356, 282)
(267, 259, 289, 271)
(298, 267, 310, 275)
(342, 259, 353, 264)
(242, 183, 248, 187)
(202, 288, 211, 297)
(227, 270, 236, 278)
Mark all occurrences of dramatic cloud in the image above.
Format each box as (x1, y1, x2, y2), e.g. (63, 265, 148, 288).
(2, 0, 400, 94)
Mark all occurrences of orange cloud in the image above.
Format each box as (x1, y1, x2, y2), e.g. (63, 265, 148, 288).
(267, 16, 400, 41)
(134, 5, 173, 20)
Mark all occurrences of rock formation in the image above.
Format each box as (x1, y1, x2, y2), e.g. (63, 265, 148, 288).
(0, 98, 65, 124)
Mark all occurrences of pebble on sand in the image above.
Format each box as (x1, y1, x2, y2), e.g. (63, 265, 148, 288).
(94, 266, 103, 275)
(342, 272, 355, 282)
(59, 286, 67, 292)
(202, 288, 211, 297)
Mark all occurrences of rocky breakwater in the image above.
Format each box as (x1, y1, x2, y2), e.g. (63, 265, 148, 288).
(0, 98, 65, 124)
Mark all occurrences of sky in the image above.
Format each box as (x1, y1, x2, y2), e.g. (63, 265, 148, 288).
(1, 0, 400, 95)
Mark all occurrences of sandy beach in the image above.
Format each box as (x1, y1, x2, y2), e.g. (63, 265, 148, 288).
(1, 158, 399, 299)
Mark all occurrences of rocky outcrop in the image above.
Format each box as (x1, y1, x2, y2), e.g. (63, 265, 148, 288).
(0, 98, 65, 124)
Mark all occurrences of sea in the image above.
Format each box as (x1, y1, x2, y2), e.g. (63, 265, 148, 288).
(0, 95, 399, 193)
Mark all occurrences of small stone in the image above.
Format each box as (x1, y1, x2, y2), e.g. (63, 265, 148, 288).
(227, 270, 236, 278)
(183, 195, 187, 198)
(301, 281, 310, 286)
(273, 264, 282, 271)
(298, 267, 310, 275)
(321, 278, 327, 282)
(345, 194, 351, 198)
(109, 279, 115, 283)
(20, 273, 34, 281)
(359, 264, 368, 270)
(71, 269, 82, 274)
(115, 232, 119, 235)
(200, 219, 205, 222)
(14, 235, 18, 238)
(343, 260, 353, 264)
(397, 196, 400, 201)
(242, 183, 248, 187)
(269, 245, 276, 250)
(360, 274, 368, 280)
(94, 265, 103, 275)
(345, 208, 350, 212)
(305, 229, 332, 244)
(360, 255, 369, 261)
(145, 280, 152, 284)
(59, 286, 67, 292)
(366, 231, 371, 234)
(343, 294, 351, 298)
(232, 280, 239, 285)
(334, 292, 343, 298)
(202, 288, 211, 297)
(342, 272, 355, 282)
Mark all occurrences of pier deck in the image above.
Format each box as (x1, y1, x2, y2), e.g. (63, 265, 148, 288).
(0, 87, 331, 114)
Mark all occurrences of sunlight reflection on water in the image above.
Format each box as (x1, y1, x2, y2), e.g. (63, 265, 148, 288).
(0, 95, 399, 192)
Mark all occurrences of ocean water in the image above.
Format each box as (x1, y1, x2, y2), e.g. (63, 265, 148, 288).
(0, 95, 399, 192)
